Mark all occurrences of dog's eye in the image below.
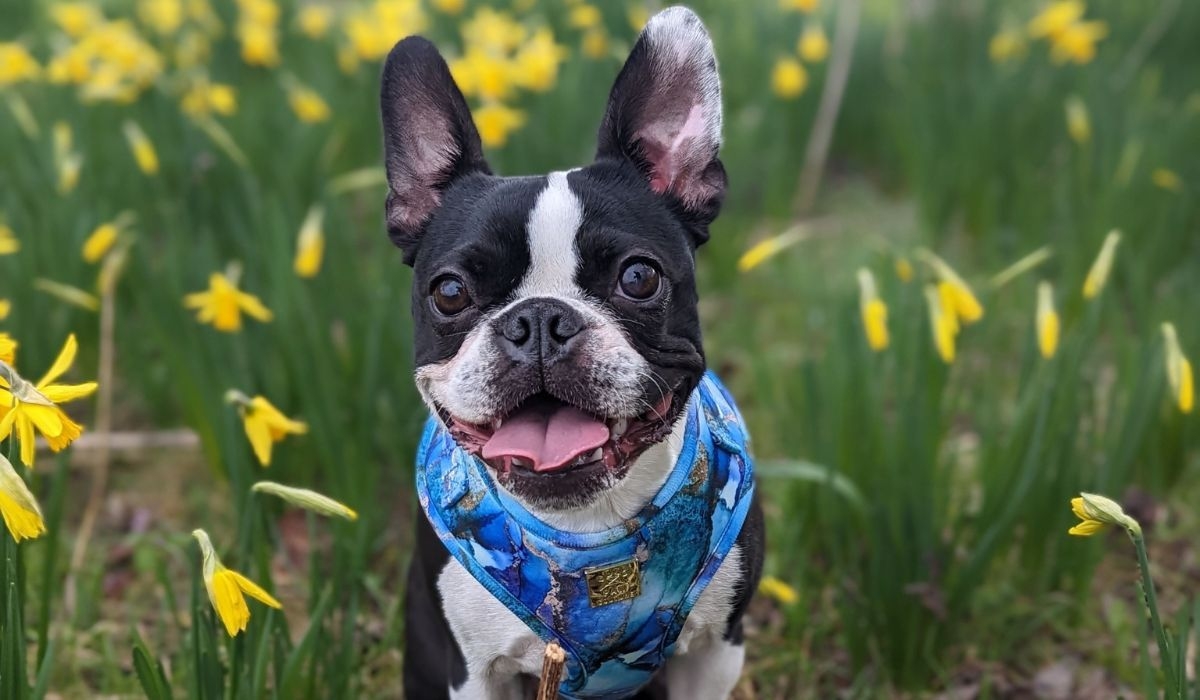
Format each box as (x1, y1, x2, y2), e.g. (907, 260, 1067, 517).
(431, 275, 472, 316)
(617, 260, 662, 301)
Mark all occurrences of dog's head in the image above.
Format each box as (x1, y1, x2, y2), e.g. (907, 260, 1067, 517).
(381, 7, 725, 510)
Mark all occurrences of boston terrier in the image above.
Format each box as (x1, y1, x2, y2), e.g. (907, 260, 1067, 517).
(382, 7, 764, 699)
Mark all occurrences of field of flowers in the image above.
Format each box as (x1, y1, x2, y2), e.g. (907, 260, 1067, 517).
(0, 0, 1197, 697)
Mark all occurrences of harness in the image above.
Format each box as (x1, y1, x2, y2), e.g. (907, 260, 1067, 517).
(416, 371, 755, 699)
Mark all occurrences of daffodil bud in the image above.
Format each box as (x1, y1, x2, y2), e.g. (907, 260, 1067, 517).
(1079, 492, 1141, 536)
(1082, 230, 1120, 299)
(252, 481, 358, 521)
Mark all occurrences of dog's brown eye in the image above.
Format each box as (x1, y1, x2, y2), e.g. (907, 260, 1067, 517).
(617, 260, 662, 301)
(431, 275, 472, 316)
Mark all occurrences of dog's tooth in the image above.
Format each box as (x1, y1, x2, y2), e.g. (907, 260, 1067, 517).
(611, 418, 628, 438)
(589, 448, 603, 462)
(511, 457, 531, 469)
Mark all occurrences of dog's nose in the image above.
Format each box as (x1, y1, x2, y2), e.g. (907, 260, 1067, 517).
(494, 298, 585, 364)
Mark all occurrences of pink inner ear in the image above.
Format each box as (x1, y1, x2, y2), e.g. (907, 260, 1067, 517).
(646, 103, 707, 196)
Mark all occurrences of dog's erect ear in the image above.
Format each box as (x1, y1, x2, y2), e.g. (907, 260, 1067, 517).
(596, 7, 726, 236)
(380, 36, 490, 260)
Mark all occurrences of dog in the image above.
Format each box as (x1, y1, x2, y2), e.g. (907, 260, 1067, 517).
(382, 7, 764, 699)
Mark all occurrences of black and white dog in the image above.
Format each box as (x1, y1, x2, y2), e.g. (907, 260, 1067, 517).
(382, 7, 763, 699)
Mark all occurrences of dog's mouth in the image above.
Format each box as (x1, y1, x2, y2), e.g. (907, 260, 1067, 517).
(442, 391, 679, 477)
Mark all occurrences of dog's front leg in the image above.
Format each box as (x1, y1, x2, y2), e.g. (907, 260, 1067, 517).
(662, 635, 745, 700)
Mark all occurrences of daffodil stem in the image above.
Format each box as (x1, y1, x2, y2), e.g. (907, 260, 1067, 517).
(1130, 529, 1177, 698)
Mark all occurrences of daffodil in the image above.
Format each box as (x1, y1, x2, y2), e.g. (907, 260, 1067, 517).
(288, 85, 330, 124)
(184, 269, 273, 332)
(474, 103, 526, 148)
(779, 0, 818, 13)
(296, 4, 334, 38)
(738, 228, 809, 272)
(430, 0, 465, 14)
(568, 4, 602, 29)
(895, 256, 914, 282)
(1036, 282, 1059, 359)
(771, 57, 808, 99)
(989, 29, 1027, 63)
(237, 21, 280, 67)
(0, 452, 45, 543)
(1082, 230, 1119, 299)
(0, 334, 98, 468)
(181, 81, 237, 117)
(0, 333, 16, 365)
(0, 301, 10, 322)
(581, 29, 610, 60)
(450, 48, 517, 101)
(252, 481, 357, 520)
(857, 268, 889, 352)
(1027, 1, 1084, 40)
(53, 122, 83, 194)
(925, 285, 957, 364)
(0, 223, 18, 255)
(462, 7, 526, 54)
(0, 43, 40, 87)
(1151, 168, 1182, 193)
(1162, 323, 1194, 414)
(137, 0, 185, 35)
(226, 391, 308, 467)
(513, 29, 566, 92)
(1064, 95, 1090, 145)
(797, 24, 829, 63)
(758, 576, 799, 605)
(917, 249, 984, 324)
(293, 205, 325, 278)
(123, 121, 160, 175)
(50, 2, 105, 39)
(1068, 492, 1139, 537)
(83, 213, 135, 264)
(192, 529, 282, 636)
(1049, 20, 1107, 65)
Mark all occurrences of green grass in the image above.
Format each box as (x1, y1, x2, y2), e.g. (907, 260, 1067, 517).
(1, 0, 1198, 697)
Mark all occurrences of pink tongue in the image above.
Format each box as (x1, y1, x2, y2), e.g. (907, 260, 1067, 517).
(481, 400, 610, 473)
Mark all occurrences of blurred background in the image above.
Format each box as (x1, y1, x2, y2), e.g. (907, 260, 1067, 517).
(0, 0, 1197, 697)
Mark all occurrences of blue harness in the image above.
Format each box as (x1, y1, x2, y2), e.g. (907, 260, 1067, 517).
(416, 371, 755, 699)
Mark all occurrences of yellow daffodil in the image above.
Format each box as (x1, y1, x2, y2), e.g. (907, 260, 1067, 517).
(293, 205, 325, 278)
(0, 301, 9, 322)
(758, 576, 799, 605)
(925, 285, 957, 364)
(857, 268, 889, 352)
(581, 29, 610, 60)
(568, 4, 602, 29)
(513, 29, 566, 92)
(1151, 168, 1183, 193)
(288, 85, 331, 124)
(1068, 492, 1140, 537)
(450, 48, 517, 101)
(1036, 282, 1059, 359)
(430, 0, 465, 15)
(1064, 95, 1090, 145)
(53, 122, 83, 194)
(0, 223, 18, 255)
(184, 269, 274, 332)
(226, 391, 308, 467)
(0, 452, 45, 543)
(50, 2, 104, 39)
(181, 81, 237, 117)
(779, 0, 818, 13)
(462, 8, 526, 54)
(797, 24, 830, 63)
(123, 121, 160, 175)
(83, 219, 128, 264)
(0, 333, 15, 364)
(1082, 229, 1119, 299)
(192, 529, 282, 636)
(989, 29, 1027, 63)
(771, 57, 808, 99)
(296, 4, 334, 38)
(1027, 1, 1084, 39)
(738, 227, 809, 272)
(474, 103, 526, 148)
(252, 481, 357, 520)
(1049, 20, 1107, 65)
(895, 256, 914, 283)
(174, 30, 212, 70)
(342, 0, 427, 61)
(1162, 323, 1194, 414)
(0, 43, 40, 87)
(917, 249, 984, 324)
(0, 334, 98, 468)
(237, 21, 280, 67)
(137, 0, 185, 35)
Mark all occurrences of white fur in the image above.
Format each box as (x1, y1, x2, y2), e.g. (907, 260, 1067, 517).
(517, 171, 584, 299)
(643, 7, 723, 149)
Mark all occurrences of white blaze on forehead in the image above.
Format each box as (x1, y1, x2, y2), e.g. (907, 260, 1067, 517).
(516, 171, 584, 299)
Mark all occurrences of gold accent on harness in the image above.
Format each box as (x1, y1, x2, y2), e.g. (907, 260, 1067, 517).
(585, 559, 642, 607)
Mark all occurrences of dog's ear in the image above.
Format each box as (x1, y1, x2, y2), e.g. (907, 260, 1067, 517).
(596, 7, 726, 240)
(380, 36, 490, 262)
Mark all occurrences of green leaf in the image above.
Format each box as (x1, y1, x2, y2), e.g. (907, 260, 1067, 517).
(757, 459, 866, 510)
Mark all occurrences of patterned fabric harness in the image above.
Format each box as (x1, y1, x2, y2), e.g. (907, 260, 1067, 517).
(416, 371, 755, 699)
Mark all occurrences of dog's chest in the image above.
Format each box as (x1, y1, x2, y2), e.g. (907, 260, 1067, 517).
(435, 544, 743, 677)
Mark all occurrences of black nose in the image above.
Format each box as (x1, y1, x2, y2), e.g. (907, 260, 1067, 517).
(494, 298, 586, 364)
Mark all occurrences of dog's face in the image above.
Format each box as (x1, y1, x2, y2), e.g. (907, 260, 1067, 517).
(381, 8, 726, 510)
